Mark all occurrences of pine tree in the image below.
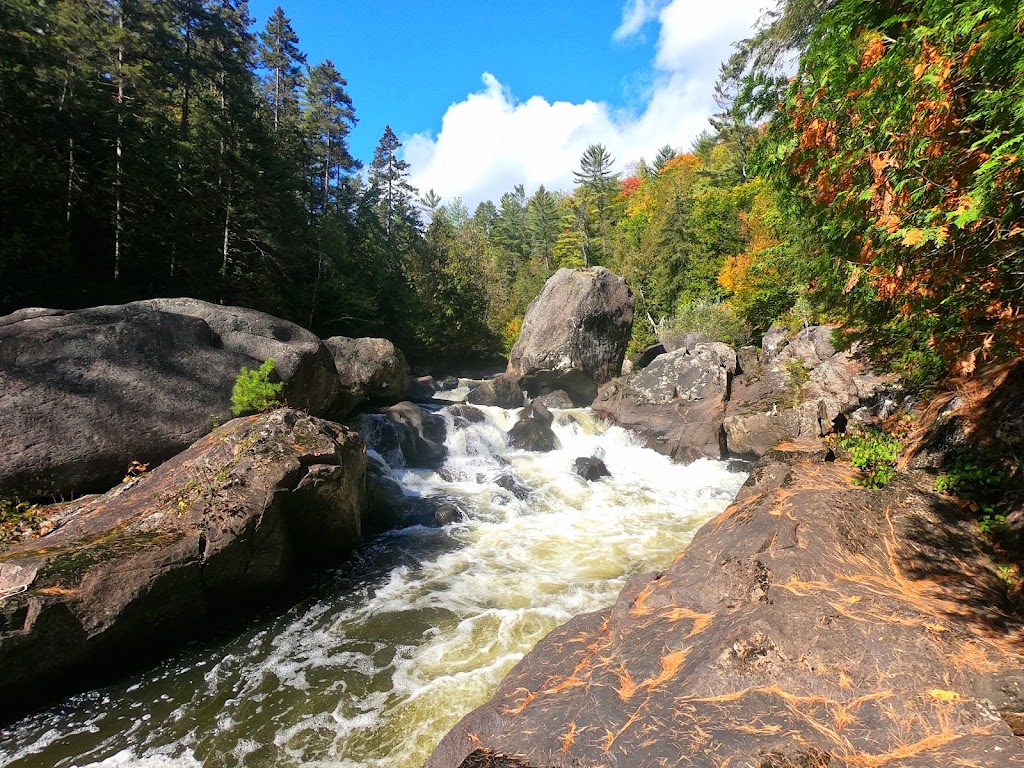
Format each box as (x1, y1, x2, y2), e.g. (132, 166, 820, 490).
(654, 144, 677, 172)
(303, 60, 358, 215)
(368, 125, 418, 240)
(527, 185, 560, 271)
(258, 6, 305, 132)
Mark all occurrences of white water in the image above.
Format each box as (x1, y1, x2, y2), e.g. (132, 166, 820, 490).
(0, 405, 745, 768)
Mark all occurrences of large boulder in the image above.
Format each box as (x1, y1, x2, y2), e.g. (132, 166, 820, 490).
(507, 267, 634, 406)
(0, 300, 339, 499)
(0, 409, 366, 720)
(134, 298, 339, 415)
(324, 336, 409, 417)
(427, 451, 1024, 768)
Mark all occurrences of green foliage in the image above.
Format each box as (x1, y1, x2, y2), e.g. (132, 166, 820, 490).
(660, 298, 751, 348)
(839, 429, 903, 489)
(934, 451, 1011, 535)
(0, 498, 44, 547)
(754, 0, 1024, 379)
(231, 358, 284, 416)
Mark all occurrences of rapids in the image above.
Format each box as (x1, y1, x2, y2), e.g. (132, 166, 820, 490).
(0, 401, 746, 768)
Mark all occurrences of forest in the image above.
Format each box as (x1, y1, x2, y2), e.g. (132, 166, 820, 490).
(2, 0, 1022, 380)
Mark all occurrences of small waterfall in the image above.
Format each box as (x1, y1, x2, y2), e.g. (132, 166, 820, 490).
(0, 403, 746, 768)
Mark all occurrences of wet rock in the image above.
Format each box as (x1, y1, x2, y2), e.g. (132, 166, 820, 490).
(466, 374, 524, 408)
(431, 503, 464, 527)
(573, 457, 610, 481)
(427, 457, 1024, 768)
(447, 404, 488, 428)
(507, 267, 634, 406)
(382, 402, 448, 469)
(366, 454, 406, 531)
(407, 496, 467, 528)
(324, 336, 409, 417)
(408, 375, 440, 402)
(436, 376, 459, 391)
(533, 390, 575, 410)
(0, 409, 366, 721)
(0, 300, 338, 499)
(507, 401, 560, 453)
(495, 473, 531, 500)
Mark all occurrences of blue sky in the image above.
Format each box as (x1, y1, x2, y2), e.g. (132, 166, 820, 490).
(247, 0, 766, 207)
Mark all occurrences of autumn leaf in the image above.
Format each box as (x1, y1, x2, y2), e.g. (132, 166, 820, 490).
(901, 228, 927, 247)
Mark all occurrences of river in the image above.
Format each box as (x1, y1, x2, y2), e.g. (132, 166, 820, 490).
(0, 398, 745, 768)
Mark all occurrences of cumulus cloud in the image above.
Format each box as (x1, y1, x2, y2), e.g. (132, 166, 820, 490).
(405, 0, 766, 209)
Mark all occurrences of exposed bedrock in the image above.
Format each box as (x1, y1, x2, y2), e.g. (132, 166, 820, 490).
(427, 445, 1024, 768)
(0, 409, 367, 721)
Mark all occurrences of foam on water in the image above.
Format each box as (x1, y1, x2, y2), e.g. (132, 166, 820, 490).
(0, 405, 745, 768)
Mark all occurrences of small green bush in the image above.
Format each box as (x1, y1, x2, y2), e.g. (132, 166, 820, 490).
(935, 452, 1011, 535)
(1, 498, 43, 546)
(660, 298, 751, 348)
(839, 428, 902, 489)
(231, 358, 284, 416)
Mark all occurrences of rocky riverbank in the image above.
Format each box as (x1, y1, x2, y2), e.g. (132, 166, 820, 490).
(427, 437, 1024, 767)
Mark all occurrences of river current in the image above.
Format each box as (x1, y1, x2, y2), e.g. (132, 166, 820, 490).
(0, 397, 746, 768)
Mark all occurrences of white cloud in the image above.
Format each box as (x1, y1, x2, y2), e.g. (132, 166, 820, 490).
(405, 0, 767, 209)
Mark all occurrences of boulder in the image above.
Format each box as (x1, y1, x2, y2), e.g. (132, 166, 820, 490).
(533, 390, 575, 410)
(593, 343, 733, 462)
(573, 457, 610, 481)
(324, 336, 409, 417)
(135, 298, 338, 415)
(0, 409, 366, 720)
(0, 300, 338, 499)
(466, 374, 524, 408)
(507, 401, 560, 453)
(382, 401, 448, 469)
(447, 404, 488, 427)
(366, 453, 406, 531)
(507, 267, 634, 405)
(634, 343, 667, 370)
(427, 455, 1024, 768)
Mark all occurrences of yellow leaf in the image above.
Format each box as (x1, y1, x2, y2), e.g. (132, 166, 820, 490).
(923, 622, 948, 632)
(901, 228, 927, 247)
(928, 689, 961, 702)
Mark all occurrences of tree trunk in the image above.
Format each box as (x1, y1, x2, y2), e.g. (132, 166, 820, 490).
(114, 11, 125, 281)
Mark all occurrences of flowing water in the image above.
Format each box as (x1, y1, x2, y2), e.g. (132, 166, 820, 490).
(0, 402, 746, 768)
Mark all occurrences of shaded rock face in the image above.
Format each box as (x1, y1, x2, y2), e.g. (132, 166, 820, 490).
(0, 300, 339, 499)
(508, 401, 559, 453)
(595, 326, 889, 463)
(466, 373, 524, 409)
(135, 298, 338, 415)
(0, 409, 366, 720)
(324, 336, 409, 417)
(428, 451, 1024, 768)
(507, 267, 634, 406)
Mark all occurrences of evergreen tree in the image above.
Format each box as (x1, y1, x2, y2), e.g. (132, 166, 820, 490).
(258, 6, 306, 132)
(654, 144, 677, 172)
(303, 59, 358, 215)
(368, 125, 418, 240)
(526, 185, 560, 271)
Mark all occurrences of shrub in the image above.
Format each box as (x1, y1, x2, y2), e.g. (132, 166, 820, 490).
(231, 358, 284, 416)
(838, 428, 902, 489)
(659, 298, 751, 348)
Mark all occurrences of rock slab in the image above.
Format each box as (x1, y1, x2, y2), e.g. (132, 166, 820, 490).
(428, 452, 1024, 768)
(0, 409, 366, 720)
(324, 336, 410, 417)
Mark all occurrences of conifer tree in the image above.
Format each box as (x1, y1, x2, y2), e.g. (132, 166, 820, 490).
(258, 6, 305, 132)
